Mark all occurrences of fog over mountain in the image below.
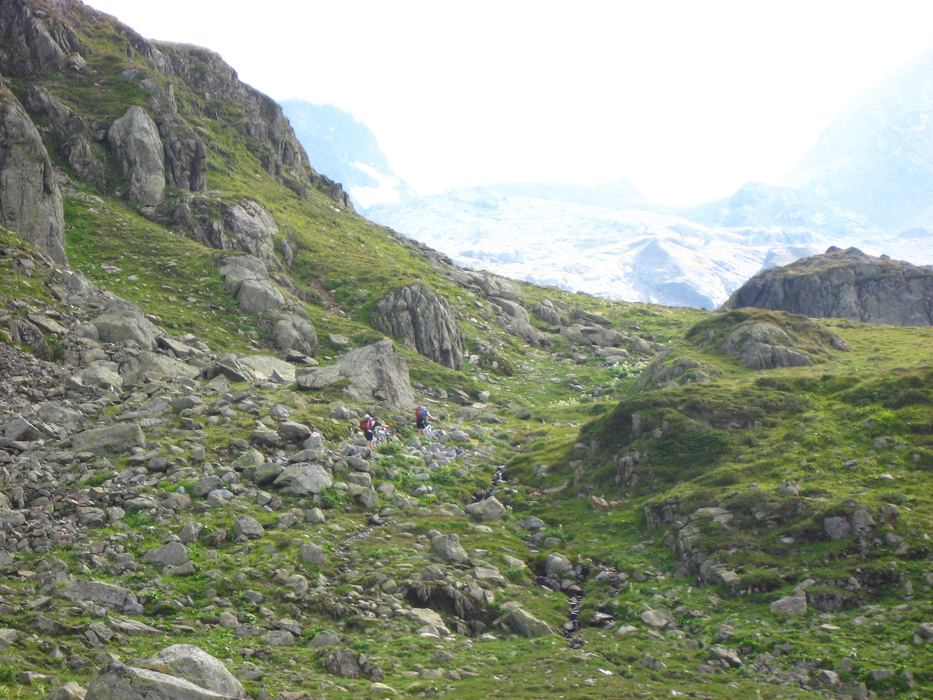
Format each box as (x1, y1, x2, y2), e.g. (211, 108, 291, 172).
(283, 48, 933, 308)
(785, 47, 933, 234)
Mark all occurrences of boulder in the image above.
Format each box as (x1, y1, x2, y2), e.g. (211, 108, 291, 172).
(221, 200, 278, 267)
(58, 579, 139, 612)
(371, 284, 464, 369)
(272, 463, 333, 496)
(506, 608, 554, 637)
(218, 257, 285, 313)
(138, 645, 245, 698)
(85, 663, 233, 699)
(299, 542, 326, 566)
(107, 105, 165, 207)
(430, 533, 468, 563)
(296, 339, 415, 409)
(271, 313, 318, 357)
(543, 552, 572, 578)
(91, 302, 161, 349)
(464, 496, 506, 522)
(143, 542, 190, 567)
(232, 516, 265, 540)
(771, 595, 808, 615)
(72, 423, 146, 455)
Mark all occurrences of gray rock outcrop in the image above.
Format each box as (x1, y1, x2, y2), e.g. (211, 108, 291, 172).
(24, 85, 105, 186)
(107, 105, 166, 207)
(0, 84, 66, 265)
(371, 284, 463, 369)
(724, 247, 933, 326)
(218, 255, 285, 312)
(297, 339, 415, 409)
(719, 322, 816, 370)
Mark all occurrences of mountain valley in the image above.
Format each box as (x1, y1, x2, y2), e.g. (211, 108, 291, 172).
(0, 1, 930, 699)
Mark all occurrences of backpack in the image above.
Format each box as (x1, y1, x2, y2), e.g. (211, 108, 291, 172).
(361, 417, 374, 431)
(416, 406, 426, 421)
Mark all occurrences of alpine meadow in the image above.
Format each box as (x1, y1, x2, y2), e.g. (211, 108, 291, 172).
(0, 1, 931, 699)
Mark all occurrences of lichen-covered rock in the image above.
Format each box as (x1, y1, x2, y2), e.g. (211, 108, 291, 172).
(464, 496, 506, 522)
(430, 533, 468, 563)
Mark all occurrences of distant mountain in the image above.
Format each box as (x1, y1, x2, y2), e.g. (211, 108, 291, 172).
(785, 48, 933, 234)
(279, 100, 416, 209)
(366, 187, 826, 309)
(283, 49, 933, 309)
(680, 181, 881, 241)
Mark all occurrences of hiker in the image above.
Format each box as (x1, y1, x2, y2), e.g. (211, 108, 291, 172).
(415, 404, 435, 436)
(360, 413, 379, 448)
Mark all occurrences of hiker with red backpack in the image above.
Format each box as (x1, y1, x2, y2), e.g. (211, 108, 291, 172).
(415, 404, 435, 436)
(360, 413, 379, 448)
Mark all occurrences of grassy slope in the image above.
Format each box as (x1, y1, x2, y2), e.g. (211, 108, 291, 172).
(0, 6, 931, 699)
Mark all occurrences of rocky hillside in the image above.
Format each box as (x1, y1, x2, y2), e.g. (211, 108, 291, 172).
(723, 246, 933, 326)
(0, 1, 931, 699)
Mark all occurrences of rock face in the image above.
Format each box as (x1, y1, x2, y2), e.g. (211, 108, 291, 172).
(724, 247, 933, 326)
(371, 284, 464, 369)
(25, 85, 105, 187)
(297, 339, 415, 408)
(0, 84, 66, 265)
(186, 201, 281, 270)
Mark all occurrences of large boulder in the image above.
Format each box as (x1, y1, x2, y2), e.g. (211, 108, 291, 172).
(0, 85, 66, 265)
(58, 579, 139, 611)
(218, 256, 285, 313)
(107, 105, 165, 207)
(296, 339, 415, 409)
(272, 463, 333, 496)
(72, 423, 146, 455)
(371, 284, 463, 369)
(464, 497, 506, 522)
(221, 200, 278, 266)
(91, 301, 161, 349)
(137, 645, 245, 698)
(506, 608, 555, 637)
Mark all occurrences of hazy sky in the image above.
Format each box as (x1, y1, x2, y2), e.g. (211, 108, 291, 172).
(87, 0, 933, 205)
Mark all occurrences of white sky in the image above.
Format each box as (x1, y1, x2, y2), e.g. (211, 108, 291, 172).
(86, 0, 933, 206)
